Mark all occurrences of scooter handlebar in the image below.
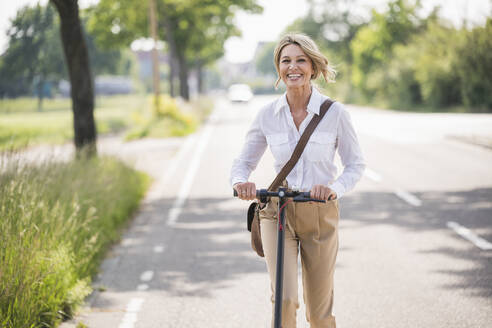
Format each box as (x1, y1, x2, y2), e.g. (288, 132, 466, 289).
(233, 189, 325, 203)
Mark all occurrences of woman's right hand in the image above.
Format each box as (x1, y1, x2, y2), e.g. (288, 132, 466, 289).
(233, 182, 257, 201)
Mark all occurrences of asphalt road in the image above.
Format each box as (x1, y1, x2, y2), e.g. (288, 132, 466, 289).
(62, 95, 492, 328)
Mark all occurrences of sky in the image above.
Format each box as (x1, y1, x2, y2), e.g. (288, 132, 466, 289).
(1, 0, 491, 63)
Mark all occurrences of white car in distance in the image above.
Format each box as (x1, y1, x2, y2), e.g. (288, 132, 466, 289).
(227, 84, 253, 103)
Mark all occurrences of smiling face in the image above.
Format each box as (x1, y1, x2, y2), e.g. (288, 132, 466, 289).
(278, 44, 314, 90)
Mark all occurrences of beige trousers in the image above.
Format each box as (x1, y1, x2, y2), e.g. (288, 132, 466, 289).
(259, 197, 339, 328)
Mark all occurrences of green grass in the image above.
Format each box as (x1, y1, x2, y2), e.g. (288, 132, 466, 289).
(0, 95, 146, 151)
(0, 97, 71, 114)
(0, 94, 213, 151)
(0, 155, 150, 328)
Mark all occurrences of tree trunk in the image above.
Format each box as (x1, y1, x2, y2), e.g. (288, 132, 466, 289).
(197, 60, 204, 94)
(149, 0, 160, 106)
(50, 0, 96, 156)
(37, 77, 44, 112)
(169, 57, 176, 97)
(162, 14, 178, 98)
(177, 50, 189, 100)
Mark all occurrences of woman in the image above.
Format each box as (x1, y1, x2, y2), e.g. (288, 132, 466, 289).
(230, 33, 365, 328)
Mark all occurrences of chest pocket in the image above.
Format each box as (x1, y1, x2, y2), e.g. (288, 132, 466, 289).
(306, 131, 337, 162)
(266, 133, 291, 163)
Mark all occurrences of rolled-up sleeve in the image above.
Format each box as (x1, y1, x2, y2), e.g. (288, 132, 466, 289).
(329, 106, 365, 198)
(230, 110, 268, 187)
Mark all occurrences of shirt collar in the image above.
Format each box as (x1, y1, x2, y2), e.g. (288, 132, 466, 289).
(307, 87, 323, 115)
(274, 93, 289, 115)
(274, 86, 324, 116)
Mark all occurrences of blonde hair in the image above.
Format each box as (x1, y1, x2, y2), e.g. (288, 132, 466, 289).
(273, 33, 336, 88)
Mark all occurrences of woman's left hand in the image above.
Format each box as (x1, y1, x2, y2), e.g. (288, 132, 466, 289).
(310, 185, 337, 201)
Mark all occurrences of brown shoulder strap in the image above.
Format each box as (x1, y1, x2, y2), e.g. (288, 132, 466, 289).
(268, 98, 334, 191)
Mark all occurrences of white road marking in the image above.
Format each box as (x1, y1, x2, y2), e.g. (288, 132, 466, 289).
(364, 168, 382, 182)
(140, 270, 154, 282)
(167, 111, 218, 225)
(161, 134, 197, 185)
(144, 135, 197, 203)
(118, 298, 144, 328)
(447, 221, 492, 251)
(364, 167, 422, 207)
(153, 245, 165, 253)
(394, 188, 422, 207)
(136, 284, 149, 291)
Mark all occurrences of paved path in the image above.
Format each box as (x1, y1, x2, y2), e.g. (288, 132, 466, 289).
(60, 96, 492, 328)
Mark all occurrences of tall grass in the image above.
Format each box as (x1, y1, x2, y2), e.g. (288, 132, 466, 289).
(0, 154, 150, 327)
(125, 95, 214, 140)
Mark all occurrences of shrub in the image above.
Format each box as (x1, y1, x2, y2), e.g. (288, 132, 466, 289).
(126, 94, 213, 140)
(456, 18, 492, 111)
(0, 155, 149, 327)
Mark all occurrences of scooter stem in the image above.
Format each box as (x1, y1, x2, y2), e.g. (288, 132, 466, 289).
(274, 188, 287, 328)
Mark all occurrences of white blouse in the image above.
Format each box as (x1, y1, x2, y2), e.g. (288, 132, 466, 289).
(230, 87, 365, 199)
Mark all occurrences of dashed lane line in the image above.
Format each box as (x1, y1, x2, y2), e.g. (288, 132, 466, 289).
(394, 188, 422, 207)
(364, 167, 422, 207)
(447, 221, 492, 251)
(118, 298, 144, 328)
(136, 270, 154, 291)
(367, 169, 491, 251)
(140, 270, 154, 282)
(364, 167, 382, 182)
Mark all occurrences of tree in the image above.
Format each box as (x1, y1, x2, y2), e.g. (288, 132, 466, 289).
(350, 0, 423, 99)
(154, 0, 262, 99)
(280, 0, 369, 100)
(456, 18, 492, 111)
(0, 4, 66, 108)
(50, 0, 96, 155)
(0, 3, 129, 105)
(149, 0, 161, 104)
(88, 0, 262, 100)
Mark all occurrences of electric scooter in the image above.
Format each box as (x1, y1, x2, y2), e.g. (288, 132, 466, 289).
(234, 188, 324, 328)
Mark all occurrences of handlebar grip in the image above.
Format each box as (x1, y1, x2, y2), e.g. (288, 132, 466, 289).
(233, 189, 261, 197)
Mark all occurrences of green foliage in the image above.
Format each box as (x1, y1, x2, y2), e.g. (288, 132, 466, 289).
(281, 0, 368, 100)
(351, 0, 422, 97)
(288, 0, 490, 112)
(152, 94, 180, 118)
(455, 18, 492, 111)
(85, 0, 149, 49)
(412, 23, 463, 108)
(0, 2, 137, 100)
(88, 0, 263, 81)
(125, 94, 213, 140)
(380, 20, 462, 109)
(384, 43, 422, 108)
(0, 155, 149, 327)
(0, 4, 65, 98)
